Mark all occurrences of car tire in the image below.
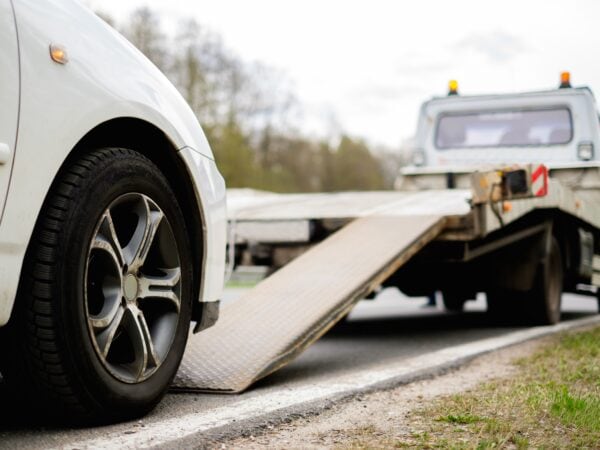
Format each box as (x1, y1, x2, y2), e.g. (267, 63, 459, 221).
(1, 147, 193, 423)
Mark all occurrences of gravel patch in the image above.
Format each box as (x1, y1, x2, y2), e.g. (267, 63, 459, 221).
(213, 338, 548, 449)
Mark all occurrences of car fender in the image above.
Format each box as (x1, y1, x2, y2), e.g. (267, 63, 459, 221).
(0, 0, 226, 326)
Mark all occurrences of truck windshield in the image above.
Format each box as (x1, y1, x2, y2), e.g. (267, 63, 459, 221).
(435, 107, 572, 149)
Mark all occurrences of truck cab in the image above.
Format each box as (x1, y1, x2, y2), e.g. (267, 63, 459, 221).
(411, 74, 599, 170)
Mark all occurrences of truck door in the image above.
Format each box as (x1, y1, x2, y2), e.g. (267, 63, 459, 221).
(0, 1, 20, 221)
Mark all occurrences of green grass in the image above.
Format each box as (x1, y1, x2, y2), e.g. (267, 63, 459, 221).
(550, 386, 600, 431)
(343, 326, 600, 449)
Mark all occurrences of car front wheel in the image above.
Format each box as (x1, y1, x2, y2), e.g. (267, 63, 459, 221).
(2, 148, 193, 423)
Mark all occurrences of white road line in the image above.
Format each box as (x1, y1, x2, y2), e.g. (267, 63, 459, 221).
(70, 315, 600, 450)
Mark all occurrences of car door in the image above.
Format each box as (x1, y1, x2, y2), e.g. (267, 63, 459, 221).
(0, 0, 20, 221)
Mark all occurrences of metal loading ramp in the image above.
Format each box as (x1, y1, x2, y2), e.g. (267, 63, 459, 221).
(173, 215, 446, 393)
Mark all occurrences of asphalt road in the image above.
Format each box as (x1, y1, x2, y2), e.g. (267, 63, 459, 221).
(0, 289, 597, 449)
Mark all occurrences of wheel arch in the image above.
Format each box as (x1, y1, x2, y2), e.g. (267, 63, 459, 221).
(64, 117, 206, 322)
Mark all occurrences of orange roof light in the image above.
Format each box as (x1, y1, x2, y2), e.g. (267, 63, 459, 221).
(448, 79, 459, 96)
(560, 71, 571, 89)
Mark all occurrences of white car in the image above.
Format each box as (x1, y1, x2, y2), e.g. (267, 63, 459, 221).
(0, 0, 226, 422)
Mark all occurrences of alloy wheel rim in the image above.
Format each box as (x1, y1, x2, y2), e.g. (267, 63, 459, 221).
(84, 193, 182, 383)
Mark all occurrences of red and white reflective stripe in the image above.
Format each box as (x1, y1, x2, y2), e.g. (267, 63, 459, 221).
(531, 164, 548, 197)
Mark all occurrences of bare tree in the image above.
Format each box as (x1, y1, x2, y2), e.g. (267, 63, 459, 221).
(123, 7, 168, 71)
(118, 6, 393, 193)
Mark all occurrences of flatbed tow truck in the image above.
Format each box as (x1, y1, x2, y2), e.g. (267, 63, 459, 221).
(173, 73, 600, 394)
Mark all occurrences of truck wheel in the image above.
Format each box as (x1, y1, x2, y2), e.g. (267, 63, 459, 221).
(2, 148, 193, 423)
(526, 237, 563, 325)
(441, 291, 467, 312)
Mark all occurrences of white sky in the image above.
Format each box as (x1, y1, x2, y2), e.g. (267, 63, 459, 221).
(85, 0, 600, 147)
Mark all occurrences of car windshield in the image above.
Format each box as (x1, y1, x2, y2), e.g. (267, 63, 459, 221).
(435, 107, 572, 149)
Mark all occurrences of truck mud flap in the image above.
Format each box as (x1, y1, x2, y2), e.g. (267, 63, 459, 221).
(172, 215, 446, 393)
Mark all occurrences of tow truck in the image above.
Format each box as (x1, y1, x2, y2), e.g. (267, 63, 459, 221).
(172, 73, 600, 394)
(389, 72, 600, 317)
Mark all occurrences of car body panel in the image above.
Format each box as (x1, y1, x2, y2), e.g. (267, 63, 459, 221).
(0, 0, 20, 221)
(0, 0, 226, 326)
(178, 147, 227, 306)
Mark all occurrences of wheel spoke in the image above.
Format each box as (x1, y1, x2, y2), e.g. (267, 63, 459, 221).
(138, 268, 181, 312)
(124, 197, 163, 272)
(94, 305, 125, 358)
(122, 306, 160, 381)
(137, 311, 160, 370)
(122, 306, 148, 381)
(92, 211, 124, 269)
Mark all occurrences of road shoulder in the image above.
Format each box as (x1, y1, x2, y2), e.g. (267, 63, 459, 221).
(217, 337, 548, 449)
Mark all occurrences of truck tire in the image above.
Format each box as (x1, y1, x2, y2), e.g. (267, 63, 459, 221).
(526, 237, 563, 325)
(1, 148, 193, 423)
(441, 291, 467, 312)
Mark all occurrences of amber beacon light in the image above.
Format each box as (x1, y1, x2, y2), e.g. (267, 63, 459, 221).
(560, 71, 571, 88)
(448, 79, 459, 96)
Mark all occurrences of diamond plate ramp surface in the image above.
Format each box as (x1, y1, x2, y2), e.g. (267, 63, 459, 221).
(173, 215, 445, 393)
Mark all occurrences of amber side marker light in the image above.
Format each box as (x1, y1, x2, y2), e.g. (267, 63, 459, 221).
(448, 79, 459, 96)
(559, 71, 571, 88)
(49, 44, 68, 64)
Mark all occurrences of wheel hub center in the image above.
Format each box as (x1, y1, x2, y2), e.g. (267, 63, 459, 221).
(123, 274, 139, 302)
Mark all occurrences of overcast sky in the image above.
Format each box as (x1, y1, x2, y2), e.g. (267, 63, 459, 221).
(85, 0, 600, 147)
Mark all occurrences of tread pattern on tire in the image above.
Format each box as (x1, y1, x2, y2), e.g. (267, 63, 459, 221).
(8, 148, 158, 420)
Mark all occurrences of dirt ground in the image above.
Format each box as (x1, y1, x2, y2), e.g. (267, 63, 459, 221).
(214, 339, 547, 449)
